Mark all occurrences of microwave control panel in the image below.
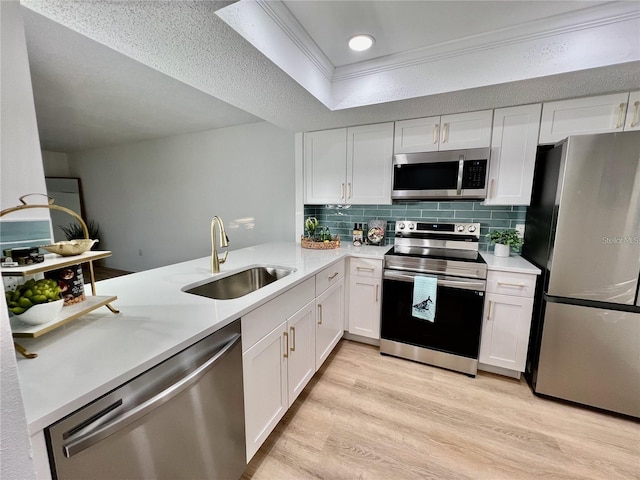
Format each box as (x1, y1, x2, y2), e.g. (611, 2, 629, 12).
(462, 160, 487, 189)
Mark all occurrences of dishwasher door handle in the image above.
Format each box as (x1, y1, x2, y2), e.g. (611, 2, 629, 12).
(63, 333, 241, 458)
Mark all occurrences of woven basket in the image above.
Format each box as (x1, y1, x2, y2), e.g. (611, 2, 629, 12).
(301, 236, 341, 250)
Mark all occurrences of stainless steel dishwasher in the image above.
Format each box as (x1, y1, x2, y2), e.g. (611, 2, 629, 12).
(46, 320, 246, 480)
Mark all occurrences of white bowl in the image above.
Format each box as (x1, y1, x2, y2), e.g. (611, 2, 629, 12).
(14, 299, 64, 325)
(42, 239, 98, 256)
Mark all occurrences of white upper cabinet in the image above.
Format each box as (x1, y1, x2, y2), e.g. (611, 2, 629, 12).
(393, 116, 440, 153)
(485, 104, 541, 206)
(624, 91, 640, 131)
(304, 128, 347, 204)
(394, 110, 493, 153)
(538, 92, 632, 144)
(304, 123, 394, 205)
(347, 123, 394, 204)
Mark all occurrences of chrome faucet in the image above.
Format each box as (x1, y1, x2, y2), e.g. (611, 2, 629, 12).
(211, 216, 229, 273)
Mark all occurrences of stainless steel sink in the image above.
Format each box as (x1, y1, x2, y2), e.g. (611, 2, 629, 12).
(183, 266, 295, 300)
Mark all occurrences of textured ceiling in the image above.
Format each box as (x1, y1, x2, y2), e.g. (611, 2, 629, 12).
(20, 0, 640, 153)
(22, 5, 260, 152)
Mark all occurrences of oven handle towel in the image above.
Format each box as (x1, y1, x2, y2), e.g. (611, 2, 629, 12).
(412, 275, 437, 322)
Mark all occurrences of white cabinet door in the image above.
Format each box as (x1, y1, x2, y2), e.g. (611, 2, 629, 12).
(393, 116, 440, 153)
(485, 104, 541, 206)
(624, 91, 640, 131)
(539, 93, 630, 144)
(286, 301, 316, 405)
(348, 276, 381, 339)
(304, 128, 347, 204)
(315, 278, 344, 369)
(440, 110, 493, 150)
(347, 123, 394, 205)
(394, 111, 493, 153)
(479, 292, 534, 372)
(243, 321, 288, 462)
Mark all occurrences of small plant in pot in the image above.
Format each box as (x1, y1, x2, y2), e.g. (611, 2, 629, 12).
(486, 229, 523, 257)
(60, 220, 100, 244)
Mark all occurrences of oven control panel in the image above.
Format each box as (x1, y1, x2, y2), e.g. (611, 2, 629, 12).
(395, 221, 480, 239)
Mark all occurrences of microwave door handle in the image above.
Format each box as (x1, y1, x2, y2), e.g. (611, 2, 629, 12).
(456, 156, 464, 195)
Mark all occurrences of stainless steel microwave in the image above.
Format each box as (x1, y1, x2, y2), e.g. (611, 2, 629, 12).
(392, 148, 490, 200)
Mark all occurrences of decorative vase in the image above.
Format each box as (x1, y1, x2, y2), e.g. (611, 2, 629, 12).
(494, 243, 510, 257)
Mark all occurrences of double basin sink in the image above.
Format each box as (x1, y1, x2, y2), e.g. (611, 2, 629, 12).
(183, 266, 296, 300)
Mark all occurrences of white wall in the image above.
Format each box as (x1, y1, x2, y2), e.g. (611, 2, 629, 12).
(68, 121, 295, 271)
(0, 2, 47, 219)
(42, 150, 70, 177)
(0, 2, 39, 479)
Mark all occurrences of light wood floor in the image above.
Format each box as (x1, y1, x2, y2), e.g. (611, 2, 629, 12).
(242, 340, 639, 480)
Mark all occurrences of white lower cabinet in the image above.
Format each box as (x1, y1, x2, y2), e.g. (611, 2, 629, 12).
(287, 302, 316, 403)
(315, 278, 345, 368)
(243, 320, 288, 462)
(242, 261, 346, 462)
(243, 300, 316, 462)
(479, 270, 536, 377)
(479, 292, 533, 372)
(347, 257, 382, 340)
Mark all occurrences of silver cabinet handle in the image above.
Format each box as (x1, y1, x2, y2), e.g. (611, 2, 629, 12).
(433, 124, 439, 144)
(340, 183, 345, 199)
(63, 334, 241, 458)
(375, 284, 379, 302)
(290, 326, 296, 352)
(631, 101, 640, 128)
(441, 122, 449, 143)
(356, 266, 374, 272)
(283, 331, 289, 358)
(318, 304, 323, 325)
(347, 182, 351, 199)
(328, 272, 339, 280)
(616, 102, 626, 128)
(486, 300, 493, 321)
(497, 281, 526, 288)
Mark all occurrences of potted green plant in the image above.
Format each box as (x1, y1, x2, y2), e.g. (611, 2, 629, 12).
(486, 229, 523, 257)
(60, 220, 100, 243)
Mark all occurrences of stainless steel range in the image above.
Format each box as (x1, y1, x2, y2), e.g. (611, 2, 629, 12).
(381, 221, 487, 376)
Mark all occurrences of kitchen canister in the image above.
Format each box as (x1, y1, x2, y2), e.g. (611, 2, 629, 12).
(45, 264, 86, 306)
(366, 219, 386, 246)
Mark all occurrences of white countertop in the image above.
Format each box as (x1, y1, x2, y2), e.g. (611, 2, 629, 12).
(480, 252, 541, 275)
(16, 242, 386, 434)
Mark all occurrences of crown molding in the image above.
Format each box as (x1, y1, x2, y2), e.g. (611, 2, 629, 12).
(255, 0, 334, 81)
(328, 2, 640, 81)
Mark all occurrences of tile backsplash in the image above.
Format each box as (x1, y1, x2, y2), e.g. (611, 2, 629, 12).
(303, 202, 526, 252)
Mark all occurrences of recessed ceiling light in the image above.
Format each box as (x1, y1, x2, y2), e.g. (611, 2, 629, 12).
(348, 34, 374, 52)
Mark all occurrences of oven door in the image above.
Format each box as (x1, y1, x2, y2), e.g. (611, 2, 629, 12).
(381, 270, 486, 359)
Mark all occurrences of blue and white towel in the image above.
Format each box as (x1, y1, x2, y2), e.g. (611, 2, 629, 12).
(412, 275, 437, 322)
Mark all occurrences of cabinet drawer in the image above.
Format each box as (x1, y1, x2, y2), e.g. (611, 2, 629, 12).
(486, 271, 536, 298)
(349, 257, 382, 278)
(315, 260, 345, 296)
(242, 277, 315, 352)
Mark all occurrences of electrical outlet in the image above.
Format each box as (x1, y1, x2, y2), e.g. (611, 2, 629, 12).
(515, 224, 525, 238)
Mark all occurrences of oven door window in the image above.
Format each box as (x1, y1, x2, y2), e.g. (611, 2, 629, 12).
(393, 162, 459, 190)
(381, 276, 484, 358)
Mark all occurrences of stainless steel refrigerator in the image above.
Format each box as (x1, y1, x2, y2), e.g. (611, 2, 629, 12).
(523, 131, 640, 418)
